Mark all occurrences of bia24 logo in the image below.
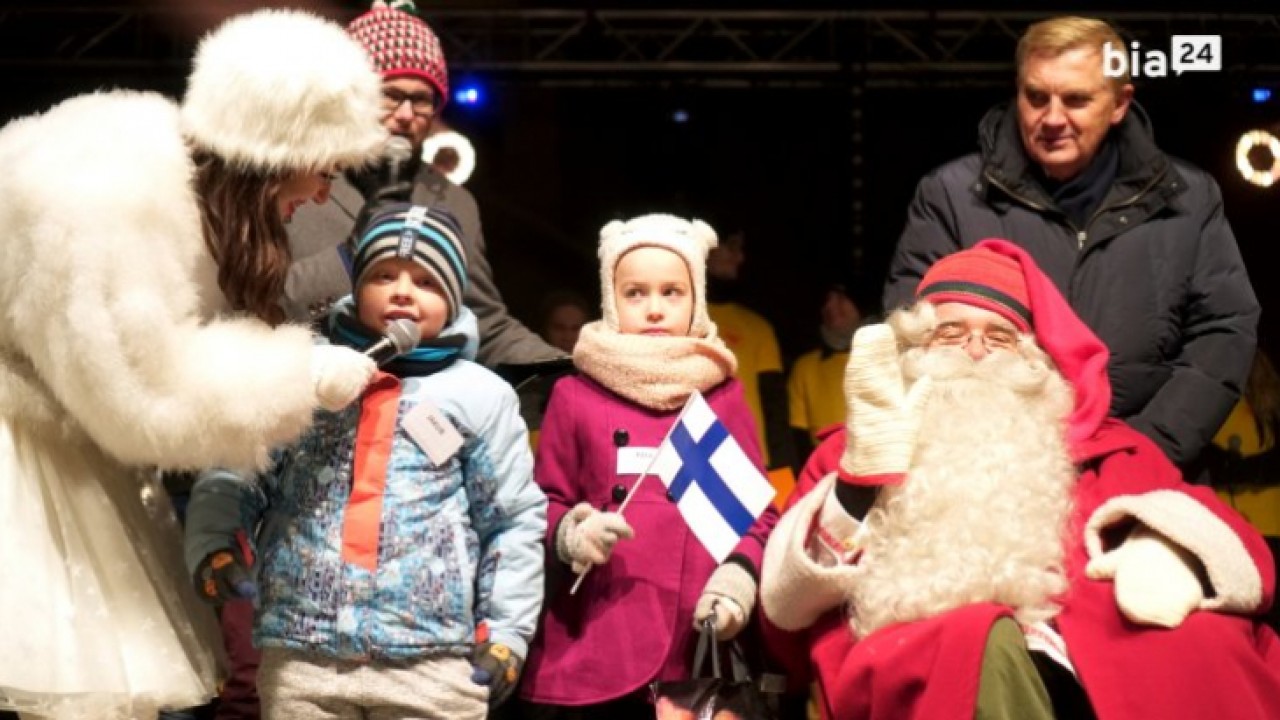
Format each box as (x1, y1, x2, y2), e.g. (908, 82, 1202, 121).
(1103, 36, 1221, 78)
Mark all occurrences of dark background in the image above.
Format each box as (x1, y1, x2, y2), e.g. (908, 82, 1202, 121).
(2, 1, 1277, 362)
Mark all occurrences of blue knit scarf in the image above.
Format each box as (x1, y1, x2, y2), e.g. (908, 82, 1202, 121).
(326, 298, 465, 378)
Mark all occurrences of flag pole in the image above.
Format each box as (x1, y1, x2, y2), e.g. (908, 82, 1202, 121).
(569, 391, 701, 595)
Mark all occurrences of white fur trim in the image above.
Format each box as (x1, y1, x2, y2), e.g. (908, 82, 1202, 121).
(182, 9, 386, 173)
(597, 213, 718, 337)
(1085, 490, 1263, 614)
(760, 475, 859, 631)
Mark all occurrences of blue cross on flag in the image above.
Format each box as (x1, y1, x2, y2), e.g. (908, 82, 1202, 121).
(651, 391, 776, 563)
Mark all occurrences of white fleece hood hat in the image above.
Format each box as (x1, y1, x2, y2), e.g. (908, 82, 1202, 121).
(597, 213, 719, 337)
(181, 8, 387, 174)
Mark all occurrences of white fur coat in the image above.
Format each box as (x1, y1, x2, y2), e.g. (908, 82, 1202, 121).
(0, 90, 316, 471)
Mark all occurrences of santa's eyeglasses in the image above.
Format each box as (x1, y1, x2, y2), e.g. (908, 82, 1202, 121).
(928, 322, 1020, 352)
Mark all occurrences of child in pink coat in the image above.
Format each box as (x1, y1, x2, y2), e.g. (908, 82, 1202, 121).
(518, 214, 779, 718)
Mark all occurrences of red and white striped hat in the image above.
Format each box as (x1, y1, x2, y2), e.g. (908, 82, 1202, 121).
(347, 1, 449, 107)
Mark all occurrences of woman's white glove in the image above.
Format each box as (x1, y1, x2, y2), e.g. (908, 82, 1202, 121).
(311, 345, 376, 412)
(556, 502, 634, 574)
(693, 562, 757, 640)
(1086, 525, 1204, 628)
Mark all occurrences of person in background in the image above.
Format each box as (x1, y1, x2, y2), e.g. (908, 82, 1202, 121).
(787, 280, 868, 463)
(186, 203, 546, 719)
(1205, 348, 1280, 531)
(706, 227, 798, 504)
(0, 8, 384, 718)
(284, 0, 565, 368)
(540, 290, 593, 356)
(1202, 347, 1280, 632)
(883, 16, 1258, 474)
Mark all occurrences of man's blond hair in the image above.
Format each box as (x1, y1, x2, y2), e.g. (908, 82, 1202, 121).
(1017, 16, 1129, 90)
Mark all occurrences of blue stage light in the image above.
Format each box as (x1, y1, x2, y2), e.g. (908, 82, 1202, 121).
(1252, 88, 1272, 104)
(673, 109, 689, 123)
(454, 86, 482, 106)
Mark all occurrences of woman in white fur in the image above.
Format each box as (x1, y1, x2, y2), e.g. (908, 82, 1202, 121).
(0, 9, 387, 719)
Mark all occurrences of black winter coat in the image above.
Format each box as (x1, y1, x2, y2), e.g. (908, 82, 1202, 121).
(885, 101, 1259, 468)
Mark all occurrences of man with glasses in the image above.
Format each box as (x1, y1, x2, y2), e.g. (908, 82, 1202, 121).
(760, 240, 1280, 720)
(284, 1, 564, 367)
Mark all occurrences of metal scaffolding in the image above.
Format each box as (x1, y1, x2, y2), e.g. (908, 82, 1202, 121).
(4, 6, 1275, 255)
(2, 7, 1279, 87)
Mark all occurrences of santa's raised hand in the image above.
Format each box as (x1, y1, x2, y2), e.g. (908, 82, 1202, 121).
(838, 323, 934, 486)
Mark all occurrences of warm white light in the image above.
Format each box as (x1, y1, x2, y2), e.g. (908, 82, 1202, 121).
(421, 130, 477, 185)
(1235, 130, 1280, 188)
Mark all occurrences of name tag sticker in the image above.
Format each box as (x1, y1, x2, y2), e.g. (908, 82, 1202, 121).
(616, 446, 658, 475)
(403, 400, 463, 465)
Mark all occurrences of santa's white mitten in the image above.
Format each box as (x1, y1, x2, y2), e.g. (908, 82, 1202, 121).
(694, 562, 756, 640)
(556, 503, 634, 574)
(838, 324, 934, 484)
(311, 345, 376, 412)
(1086, 526, 1204, 628)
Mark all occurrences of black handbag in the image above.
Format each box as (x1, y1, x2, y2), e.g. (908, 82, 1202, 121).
(650, 617, 779, 720)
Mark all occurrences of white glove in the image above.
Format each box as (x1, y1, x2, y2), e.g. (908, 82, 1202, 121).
(311, 345, 376, 412)
(556, 503, 634, 574)
(694, 562, 757, 640)
(839, 324, 934, 481)
(1086, 525, 1204, 628)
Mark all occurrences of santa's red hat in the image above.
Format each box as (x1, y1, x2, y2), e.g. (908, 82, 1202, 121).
(918, 239, 1111, 450)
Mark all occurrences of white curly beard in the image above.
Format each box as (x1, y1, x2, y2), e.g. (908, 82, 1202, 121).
(848, 343, 1078, 639)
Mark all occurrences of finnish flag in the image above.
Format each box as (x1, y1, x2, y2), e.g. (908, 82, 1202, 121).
(651, 391, 776, 563)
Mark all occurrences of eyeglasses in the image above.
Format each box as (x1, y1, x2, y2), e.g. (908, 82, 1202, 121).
(380, 88, 436, 117)
(928, 322, 1020, 352)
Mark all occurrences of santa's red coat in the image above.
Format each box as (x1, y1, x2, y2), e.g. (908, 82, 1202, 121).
(764, 421, 1280, 719)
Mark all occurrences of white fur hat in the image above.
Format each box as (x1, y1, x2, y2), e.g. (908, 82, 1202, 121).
(181, 9, 386, 174)
(598, 213, 719, 337)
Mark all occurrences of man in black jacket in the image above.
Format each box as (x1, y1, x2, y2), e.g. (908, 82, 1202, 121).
(884, 16, 1258, 471)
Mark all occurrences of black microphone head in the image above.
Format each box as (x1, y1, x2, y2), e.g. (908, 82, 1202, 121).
(385, 318, 421, 354)
(385, 135, 414, 165)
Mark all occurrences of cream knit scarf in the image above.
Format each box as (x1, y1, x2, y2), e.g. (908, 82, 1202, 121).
(572, 320, 738, 411)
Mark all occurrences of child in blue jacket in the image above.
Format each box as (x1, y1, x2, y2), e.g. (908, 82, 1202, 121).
(184, 203, 546, 719)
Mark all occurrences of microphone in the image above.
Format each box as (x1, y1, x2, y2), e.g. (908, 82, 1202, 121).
(364, 318, 421, 366)
(383, 135, 415, 189)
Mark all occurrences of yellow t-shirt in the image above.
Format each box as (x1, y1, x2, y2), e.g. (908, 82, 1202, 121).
(787, 347, 849, 443)
(1212, 399, 1280, 536)
(708, 302, 782, 466)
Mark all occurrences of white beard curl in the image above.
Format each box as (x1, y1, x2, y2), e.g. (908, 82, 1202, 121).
(848, 324, 1078, 639)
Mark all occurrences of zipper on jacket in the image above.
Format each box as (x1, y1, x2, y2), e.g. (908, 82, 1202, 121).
(1076, 164, 1169, 251)
(986, 163, 1168, 252)
(985, 171, 1086, 244)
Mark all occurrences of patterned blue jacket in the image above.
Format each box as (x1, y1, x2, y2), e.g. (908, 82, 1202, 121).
(185, 308, 546, 661)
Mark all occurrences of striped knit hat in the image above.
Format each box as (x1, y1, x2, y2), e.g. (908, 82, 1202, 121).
(916, 246, 1032, 332)
(347, 1, 449, 107)
(353, 203, 468, 324)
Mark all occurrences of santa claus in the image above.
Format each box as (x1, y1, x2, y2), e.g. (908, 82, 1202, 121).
(761, 239, 1280, 719)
